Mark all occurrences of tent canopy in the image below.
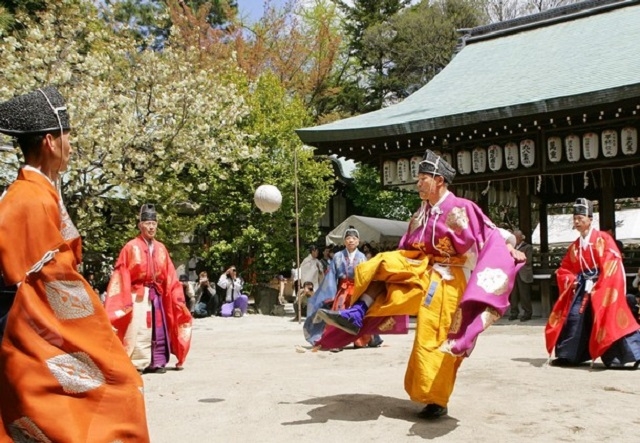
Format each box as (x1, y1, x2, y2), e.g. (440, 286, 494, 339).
(326, 215, 408, 248)
(531, 209, 640, 246)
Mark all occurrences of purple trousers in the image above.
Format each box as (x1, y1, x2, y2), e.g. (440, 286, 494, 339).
(149, 287, 170, 368)
(220, 294, 249, 317)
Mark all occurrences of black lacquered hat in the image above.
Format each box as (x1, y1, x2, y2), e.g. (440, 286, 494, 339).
(418, 149, 456, 184)
(573, 198, 593, 218)
(0, 86, 71, 136)
(139, 203, 157, 222)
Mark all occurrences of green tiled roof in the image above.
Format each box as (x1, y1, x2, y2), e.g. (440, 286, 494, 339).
(297, 0, 640, 145)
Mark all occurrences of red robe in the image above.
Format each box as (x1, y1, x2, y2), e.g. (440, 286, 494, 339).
(545, 229, 639, 359)
(105, 236, 192, 366)
(0, 168, 149, 442)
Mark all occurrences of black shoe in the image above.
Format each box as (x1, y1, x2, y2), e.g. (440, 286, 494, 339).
(418, 404, 448, 419)
(368, 336, 384, 348)
(520, 315, 532, 322)
(315, 309, 360, 335)
(549, 358, 575, 367)
(143, 366, 167, 374)
(508, 314, 518, 321)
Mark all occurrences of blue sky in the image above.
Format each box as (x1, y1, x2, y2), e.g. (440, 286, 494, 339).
(236, 0, 288, 24)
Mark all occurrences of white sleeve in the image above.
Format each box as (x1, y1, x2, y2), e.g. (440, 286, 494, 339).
(217, 274, 229, 289)
(498, 228, 516, 248)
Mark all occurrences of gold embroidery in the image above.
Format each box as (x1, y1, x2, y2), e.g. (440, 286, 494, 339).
(46, 352, 105, 394)
(601, 287, 618, 307)
(449, 309, 462, 334)
(595, 237, 606, 256)
(107, 273, 121, 298)
(45, 280, 95, 320)
(616, 308, 631, 330)
(377, 317, 397, 332)
(603, 259, 618, 278)
(434, 236, 456, 255)
(132, 244, 142, 265)
(445, 207, 469, 234)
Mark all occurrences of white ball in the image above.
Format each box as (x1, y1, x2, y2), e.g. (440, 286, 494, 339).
(254, 184, 282, 213)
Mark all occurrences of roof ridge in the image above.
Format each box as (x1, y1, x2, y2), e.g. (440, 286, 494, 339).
(456, 0, 638, 50)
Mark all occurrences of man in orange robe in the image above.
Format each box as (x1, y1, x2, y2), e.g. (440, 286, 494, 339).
(545, 198, 640, 367)
(0, 87, 149, 441)
(105, 204, 192, 373)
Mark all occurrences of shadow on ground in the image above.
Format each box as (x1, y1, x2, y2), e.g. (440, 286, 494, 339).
(281, 393, 458, 439)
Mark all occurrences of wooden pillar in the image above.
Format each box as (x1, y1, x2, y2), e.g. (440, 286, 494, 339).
(599, 170, 615, 231)
(517, 177, 532, 237)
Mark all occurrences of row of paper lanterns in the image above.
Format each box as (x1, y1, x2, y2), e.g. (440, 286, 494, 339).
(382, 126, 638, 185)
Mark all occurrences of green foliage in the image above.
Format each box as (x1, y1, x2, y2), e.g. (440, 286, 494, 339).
(187, 73, 334, 284)
(347, 164, 419, 220)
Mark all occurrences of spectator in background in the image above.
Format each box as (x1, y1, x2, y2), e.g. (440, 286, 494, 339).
(218, 266, 248, 318)
(277, 274, 287, 305)
(180, 274, 195, 313)
(508, 229, 534, 322)
(320, 245, 333, 274)
(294, 281, 314, 319)
(300, 245, 324, 294)
(291, 262, 300, 297)
(194, 271, 219, 317)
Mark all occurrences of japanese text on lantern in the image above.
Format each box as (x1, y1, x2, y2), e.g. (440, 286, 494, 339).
(472, 147, 486, 173)
(565, 135, 580, 162)
(547, 136, 561, 162)
(601, 129, 618, 158)
(520, 139, 534, 168)
(582, 133, 598, 160)
(621, 127, 637, 155)
(488, 145, 502, 171)
(505, 143, 518, 170)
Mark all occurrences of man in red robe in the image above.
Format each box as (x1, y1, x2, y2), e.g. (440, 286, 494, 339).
(0, 87, 149, 441)
(105, 204, 192, 373)
(545, 198, 640, 367)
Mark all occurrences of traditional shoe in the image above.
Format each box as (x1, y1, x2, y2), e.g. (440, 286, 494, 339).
(143, 366, 167, 374)
(549, 358, 574, 367)
(315, 309, 360, 335)
(368, 336, 384, 348)
(520, 315, 532, 322)
(417, 403, 448, 419)
(508, 314, 519, 321)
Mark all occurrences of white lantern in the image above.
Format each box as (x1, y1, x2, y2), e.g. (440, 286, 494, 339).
(410, 156, 422, 181)
(547, 136, 562, 163)
(519, 139, 535, 168)
(382, 160, 397, 185)
(396, 158, 410, 183)
(582, 132, 599, 160)
(254, 184, 282, 213)
(504, 142, 519, 170)
(565, 134, 580, 162)
(472, 147, 487, 173)
(441, 152, 453, 166)
(487, 144, 503, 171)
(601, 129, 618, 158)
(621, 127, 638, 155)
(457, 150, 471, 175)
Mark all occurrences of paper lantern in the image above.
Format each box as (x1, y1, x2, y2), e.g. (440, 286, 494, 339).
(382, 160, 397, 185)
(601, 129, 618, 158)
(457, 150, 471, 175)
(254, 184, 282, 213)
(441, 152, 453, 166)
(487, 144, 503, 171)
(621, 127, 637, 155)
(582, 132, 599, 160)
(410, 155, 422, 180)
(565, 134, 580, 162)
(547, 136, 562, 163)
(396, 158, 410, 183)
(519, 139, 535, 168)
(504, 142, 519, 170)
(472, 147, 486, 173)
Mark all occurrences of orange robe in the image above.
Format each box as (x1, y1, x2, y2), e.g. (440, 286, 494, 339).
(0, 168, 149, 442)
(105, 236, 192, 366)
